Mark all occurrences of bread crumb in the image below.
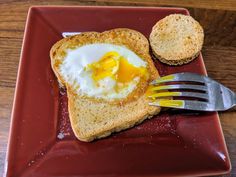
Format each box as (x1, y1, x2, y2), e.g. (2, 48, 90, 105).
(57, 132, 65, 139)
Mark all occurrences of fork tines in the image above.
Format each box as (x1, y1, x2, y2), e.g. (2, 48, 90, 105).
(148, 72, 211, 111)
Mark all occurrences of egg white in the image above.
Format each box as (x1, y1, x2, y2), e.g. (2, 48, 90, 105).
(59, 43, 147, 99)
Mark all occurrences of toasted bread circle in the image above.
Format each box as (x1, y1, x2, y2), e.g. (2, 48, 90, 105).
(149, 14, 204, 65)
(50, 28, 161, 142)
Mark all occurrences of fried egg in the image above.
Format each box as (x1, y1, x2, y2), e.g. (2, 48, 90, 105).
(59, 43, 148, 100)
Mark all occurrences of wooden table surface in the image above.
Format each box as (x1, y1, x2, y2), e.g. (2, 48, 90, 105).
(0, 0, 236, 176)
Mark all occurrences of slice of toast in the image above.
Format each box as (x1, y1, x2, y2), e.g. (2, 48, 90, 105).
(149, 14, 204, 65)
(50, 28, 161, 142)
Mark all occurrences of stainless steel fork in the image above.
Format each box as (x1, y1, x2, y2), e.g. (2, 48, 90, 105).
(149, 72, 236, 111)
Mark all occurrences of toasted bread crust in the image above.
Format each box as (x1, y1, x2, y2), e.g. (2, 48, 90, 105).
(149, 14, 204, 65)
(50, 28, 161, 142)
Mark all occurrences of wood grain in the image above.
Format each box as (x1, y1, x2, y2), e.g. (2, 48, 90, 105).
(95, 0, 236, 11)
(0, 0, 236, 176)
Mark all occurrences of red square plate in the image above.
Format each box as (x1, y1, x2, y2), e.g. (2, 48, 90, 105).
(5, 6, 231, 177)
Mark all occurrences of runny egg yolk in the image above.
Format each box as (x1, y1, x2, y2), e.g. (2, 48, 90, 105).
(88, 52, 119, 81)
(116, 57, 147, 83)
(88, 51, 148, 84)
